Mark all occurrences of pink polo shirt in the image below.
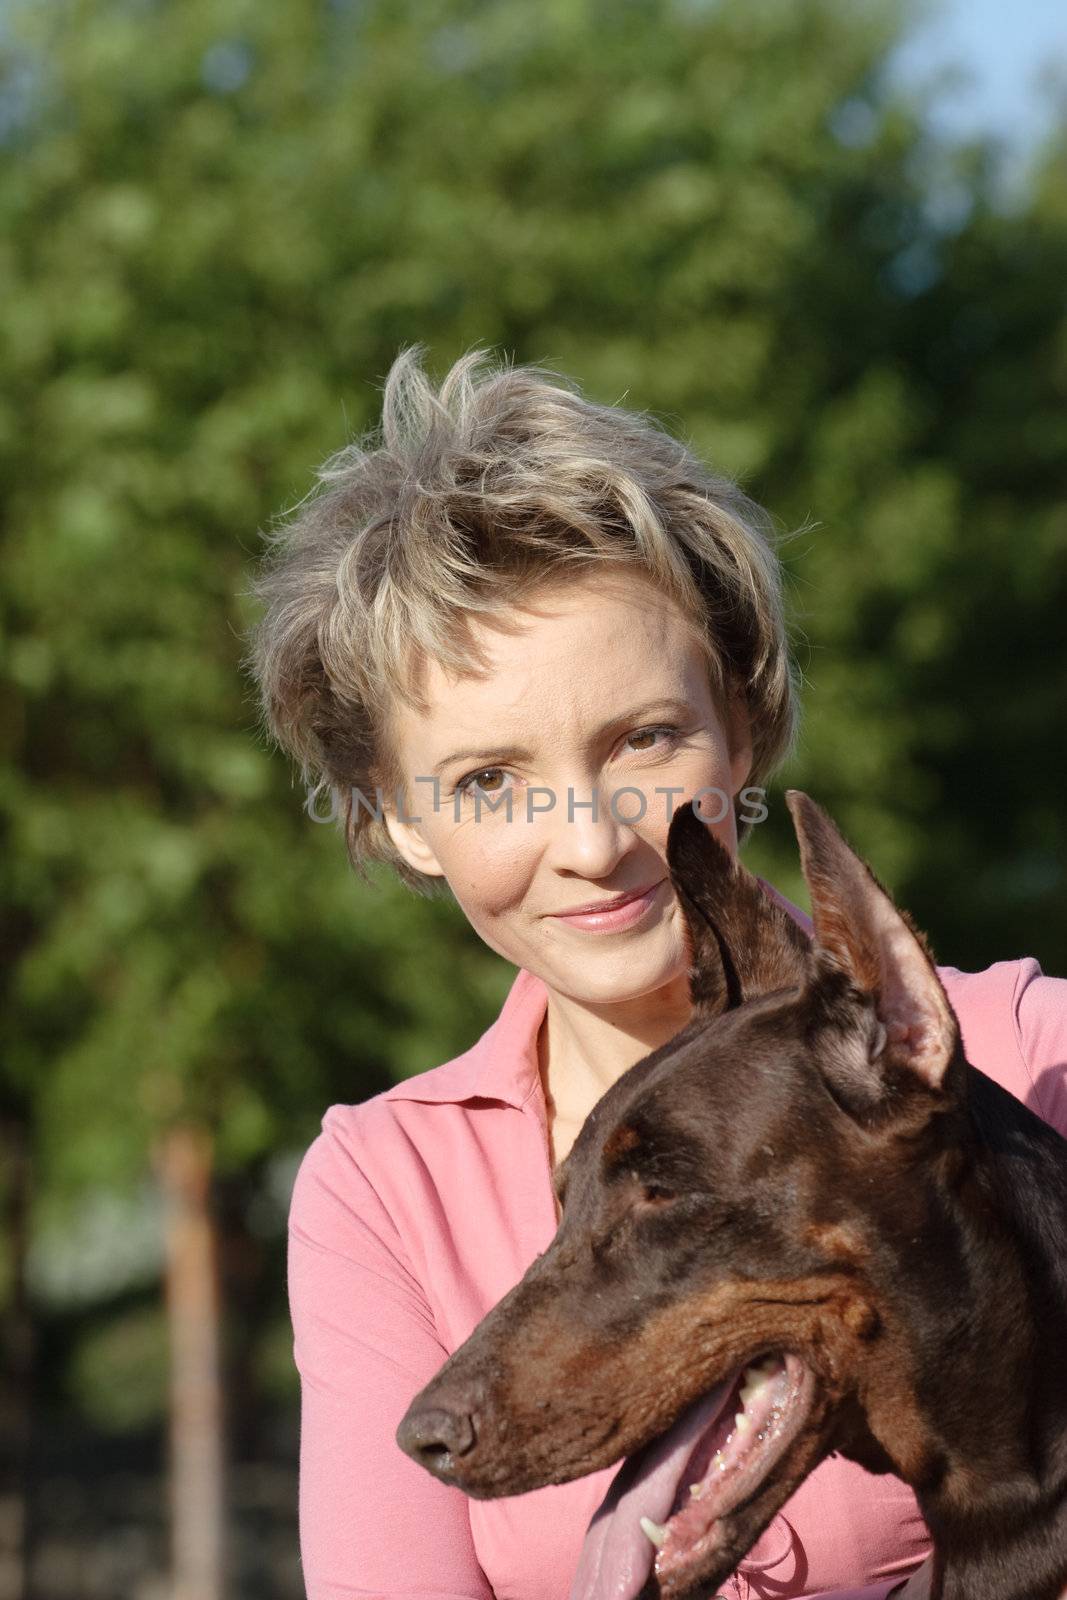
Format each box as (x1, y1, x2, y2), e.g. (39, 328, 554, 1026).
(287, 880, 1067, 1600)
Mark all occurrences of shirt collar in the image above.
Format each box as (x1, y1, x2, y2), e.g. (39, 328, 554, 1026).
(380, 876, 814, 1109)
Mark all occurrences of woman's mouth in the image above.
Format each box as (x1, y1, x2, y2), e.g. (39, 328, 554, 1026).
(547, 880, 668, 933)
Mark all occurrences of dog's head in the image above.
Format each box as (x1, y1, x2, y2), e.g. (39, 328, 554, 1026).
(397, 792, 1000, 1600)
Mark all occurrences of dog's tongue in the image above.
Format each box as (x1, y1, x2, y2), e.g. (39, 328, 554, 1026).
(569, 1378, 735, 1600)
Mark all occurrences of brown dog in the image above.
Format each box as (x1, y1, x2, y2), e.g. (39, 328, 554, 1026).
(397, 792, 1067, 1600)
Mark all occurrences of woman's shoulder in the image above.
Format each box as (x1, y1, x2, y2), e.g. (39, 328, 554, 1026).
(289, 1058, 487, 1234)
(289, 1072, 555, 1346)
(287, 970, 554, 1309)
(285, 1084, 494, 1323)
(936, 955, 1067, 1136)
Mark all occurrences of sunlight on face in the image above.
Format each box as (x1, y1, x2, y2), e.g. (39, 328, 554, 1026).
(383, 568, 753, 1008)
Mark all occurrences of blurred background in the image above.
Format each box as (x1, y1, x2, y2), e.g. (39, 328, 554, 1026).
(2, 0, 1065, 1595)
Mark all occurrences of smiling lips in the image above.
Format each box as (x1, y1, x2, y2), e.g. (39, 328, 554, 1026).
(550, 880, 667, 919)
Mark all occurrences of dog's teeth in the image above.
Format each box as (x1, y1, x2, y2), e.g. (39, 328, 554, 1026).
(712, 1450, 725, 1471)
(734, 1411, 751, 1434)
(739, 1377, 767, 1407)
(689, 1479, 705, 1500)
(639, 1516, 668, 1549)
(739, 1362, 774, 1409)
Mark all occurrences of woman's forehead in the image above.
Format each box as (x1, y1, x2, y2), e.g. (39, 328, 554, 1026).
(394, 629, 713, 756)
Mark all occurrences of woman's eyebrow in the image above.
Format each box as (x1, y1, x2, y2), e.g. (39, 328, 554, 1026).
(431, 696, 696, 775)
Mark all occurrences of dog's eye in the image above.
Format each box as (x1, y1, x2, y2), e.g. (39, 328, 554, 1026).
(590, 1188, 679, 1259)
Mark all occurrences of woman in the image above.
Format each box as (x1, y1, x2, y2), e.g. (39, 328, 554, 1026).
(243, 347, 1066, 1600)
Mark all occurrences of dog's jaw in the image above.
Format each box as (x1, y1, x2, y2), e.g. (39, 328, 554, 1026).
(571, 1354, 828, 1600)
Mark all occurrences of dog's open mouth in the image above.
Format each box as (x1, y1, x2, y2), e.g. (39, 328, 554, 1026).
(570, 1352, 817, 1600)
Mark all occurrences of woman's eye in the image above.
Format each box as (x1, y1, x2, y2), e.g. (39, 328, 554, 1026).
(454, 725, 682, 800)
(626, 724, 682, 756)
(454, 766, 512, 799)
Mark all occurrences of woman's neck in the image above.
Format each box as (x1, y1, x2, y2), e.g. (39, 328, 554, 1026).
(536, 972, 694, 1167)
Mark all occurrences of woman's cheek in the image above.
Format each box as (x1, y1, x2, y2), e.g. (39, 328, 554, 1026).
(446, 820, 534, 919)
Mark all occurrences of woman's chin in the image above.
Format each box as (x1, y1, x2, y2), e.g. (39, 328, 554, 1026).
(536, 932, 689, 1009)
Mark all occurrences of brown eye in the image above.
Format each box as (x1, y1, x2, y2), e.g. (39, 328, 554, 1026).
(638, 1184, 676, 1208)
(459, 767, 506, 796)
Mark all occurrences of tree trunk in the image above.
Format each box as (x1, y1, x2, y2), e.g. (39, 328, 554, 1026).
(155, 1123, 227, 1600)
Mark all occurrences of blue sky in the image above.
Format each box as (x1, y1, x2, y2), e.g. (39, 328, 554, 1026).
(890, 0, 1067, 153)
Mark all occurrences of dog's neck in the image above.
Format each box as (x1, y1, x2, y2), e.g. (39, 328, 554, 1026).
(875, 1067, 1067, 1600)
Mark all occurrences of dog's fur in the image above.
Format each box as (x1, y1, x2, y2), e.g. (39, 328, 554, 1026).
(397, 792, 1067, 1600)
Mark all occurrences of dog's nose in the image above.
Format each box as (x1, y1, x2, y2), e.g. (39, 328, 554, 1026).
(397, 1403, 477, 1466)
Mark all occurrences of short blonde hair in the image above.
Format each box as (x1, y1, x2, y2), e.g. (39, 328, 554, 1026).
(241, 347, 801, 896)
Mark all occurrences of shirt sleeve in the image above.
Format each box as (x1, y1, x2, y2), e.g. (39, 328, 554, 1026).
(287, 1108, 495, 1600)
(1012, 957, 1067, 1138)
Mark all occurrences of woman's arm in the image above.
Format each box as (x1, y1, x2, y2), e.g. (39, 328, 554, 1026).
(803, 1561, 930, 1600)
(288, 1111, 495, 1600)
(1014, 958, 1067, 1136)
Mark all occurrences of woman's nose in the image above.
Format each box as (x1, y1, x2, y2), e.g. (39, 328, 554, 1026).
(538, 783, 645, 876)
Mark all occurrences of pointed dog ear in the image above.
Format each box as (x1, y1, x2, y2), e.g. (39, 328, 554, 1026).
(666, 800, 812, 1017)
(785, 791, 959, 1092)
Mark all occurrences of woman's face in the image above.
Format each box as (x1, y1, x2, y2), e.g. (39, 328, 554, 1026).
(383, 568, 753, 1009)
